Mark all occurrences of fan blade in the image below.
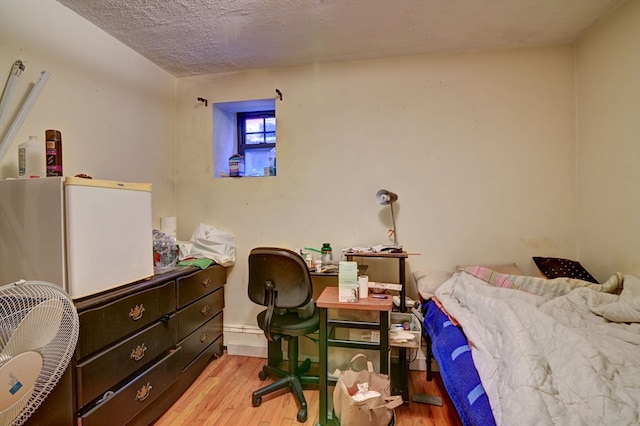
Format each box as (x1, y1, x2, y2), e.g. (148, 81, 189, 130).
(0, 351, 42, 415)
(0, 299, 64, 360)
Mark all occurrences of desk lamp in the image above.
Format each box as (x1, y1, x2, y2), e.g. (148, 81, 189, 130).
(376, 189, 398, 245)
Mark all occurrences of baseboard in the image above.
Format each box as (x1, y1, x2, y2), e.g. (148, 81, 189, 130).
(224, 324, 267, 357)
(224, 323, 430, 371)
(409, 347, 426, 371)
(393, 346, 427, 371)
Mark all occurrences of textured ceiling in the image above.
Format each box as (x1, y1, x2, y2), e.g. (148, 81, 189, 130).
(56, 0, 624, 77)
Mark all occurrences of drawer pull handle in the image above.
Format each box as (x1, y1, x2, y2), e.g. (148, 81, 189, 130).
(131, 343, 147, 361)
(201, 276, 211, 287)
(129, 304, 145, 321)
(135, 382, 153, 402)
(96, 391, 115, 405)
(200, 305, 211, 316)
(200, 333, 208, 343)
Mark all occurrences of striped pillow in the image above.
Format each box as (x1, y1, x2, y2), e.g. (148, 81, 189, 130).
(460, 266, 519, 289)
(504, 272, 623, 298)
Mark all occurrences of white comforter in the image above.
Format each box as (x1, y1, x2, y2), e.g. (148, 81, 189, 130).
(435, 272, 640, 426)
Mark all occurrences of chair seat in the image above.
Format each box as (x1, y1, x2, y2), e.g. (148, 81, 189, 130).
(257, 309, 319, 337)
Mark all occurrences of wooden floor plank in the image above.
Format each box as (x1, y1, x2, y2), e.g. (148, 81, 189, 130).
(153, 352, 462, 426)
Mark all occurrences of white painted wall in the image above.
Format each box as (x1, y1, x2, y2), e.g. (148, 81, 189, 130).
(175, 45, 579, 350)
(576, 0, 640, 280)
(1, 0, 636, 356)
(0, 0, 177, 226)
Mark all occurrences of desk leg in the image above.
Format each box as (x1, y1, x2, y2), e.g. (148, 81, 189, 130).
(399, 347, 409, 403)
(397, 258, 409, 402)
(380, 310, 389, 375)
(398, 257, 406, 312)
(319, 307, 328, 426)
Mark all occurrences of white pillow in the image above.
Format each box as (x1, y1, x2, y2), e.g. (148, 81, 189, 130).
(413, 269, 453, 300)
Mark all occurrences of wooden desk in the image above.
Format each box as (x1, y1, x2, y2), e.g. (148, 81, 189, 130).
(316, 287, 392, 425)
(342, 251, 420, 403)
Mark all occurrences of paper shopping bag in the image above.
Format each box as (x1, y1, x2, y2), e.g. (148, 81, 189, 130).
(333, 354, 402, 426)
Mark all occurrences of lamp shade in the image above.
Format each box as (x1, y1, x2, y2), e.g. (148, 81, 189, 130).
(376, 189, 398, 205)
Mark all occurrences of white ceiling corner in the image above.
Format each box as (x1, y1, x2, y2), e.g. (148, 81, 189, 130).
(55, 0, 625, 77)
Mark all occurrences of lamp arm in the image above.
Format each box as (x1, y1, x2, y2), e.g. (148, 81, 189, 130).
(390, 202, 397, 246)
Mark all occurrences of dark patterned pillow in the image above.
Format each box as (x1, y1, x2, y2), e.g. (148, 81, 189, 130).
(532, 257, 598, 283)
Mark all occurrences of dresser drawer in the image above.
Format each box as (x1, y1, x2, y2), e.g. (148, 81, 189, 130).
(181, 334, 223, 384)
(76, 315, 177, 409)
(177, 286, 224, 341)
(177, 265, 226, 309)
(178, 311, 223, 370)
(79, 348, 181, 426)
(77, 281, 176, 359)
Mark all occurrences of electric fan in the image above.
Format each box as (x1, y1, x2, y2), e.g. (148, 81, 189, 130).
(0, 280, 79, 425)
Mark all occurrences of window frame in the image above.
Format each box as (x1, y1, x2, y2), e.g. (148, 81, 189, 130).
(237, 110, 276, 157)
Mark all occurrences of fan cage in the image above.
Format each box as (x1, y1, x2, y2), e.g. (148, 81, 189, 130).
(0, 281, 79, 425)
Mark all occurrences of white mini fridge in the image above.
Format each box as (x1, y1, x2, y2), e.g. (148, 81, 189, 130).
(0, 177, 154, 299)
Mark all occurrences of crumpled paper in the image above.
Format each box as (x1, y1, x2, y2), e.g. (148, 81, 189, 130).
(351, 383, 381, 402)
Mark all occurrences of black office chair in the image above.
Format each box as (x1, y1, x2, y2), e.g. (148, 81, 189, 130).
(248, 247, 319, 423)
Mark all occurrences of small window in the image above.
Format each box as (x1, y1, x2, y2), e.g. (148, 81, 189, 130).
(238, 111, 276, 176)
(212, 98, 276, 178)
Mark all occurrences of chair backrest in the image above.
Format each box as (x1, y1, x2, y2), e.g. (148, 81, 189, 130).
(248, 247, 313, 309)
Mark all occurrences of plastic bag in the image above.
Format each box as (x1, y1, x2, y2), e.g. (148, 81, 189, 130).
(188, 223, 236, 267)
(152, 229, 178, 273)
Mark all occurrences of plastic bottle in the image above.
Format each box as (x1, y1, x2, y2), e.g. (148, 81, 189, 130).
(229, 154, 244, 177)
(45, 129, 63, 177)
(18, 136, 44, 178)
(268, 147, 276, 176)
(321, 243, 332, 266)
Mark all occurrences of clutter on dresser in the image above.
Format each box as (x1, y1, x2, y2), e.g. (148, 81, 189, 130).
(152, 229, 178, 274)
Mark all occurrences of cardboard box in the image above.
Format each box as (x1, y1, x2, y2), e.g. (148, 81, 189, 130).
(338, 261, 359, 302)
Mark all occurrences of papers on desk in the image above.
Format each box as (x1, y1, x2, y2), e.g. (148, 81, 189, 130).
(372, 245, 403, 253)
(390, 329, 416, 344)
(392, 296, 418, 309)
(368, 282, 402, 292)
(341, 246, 374, 254)
(342, 245, 403, 254)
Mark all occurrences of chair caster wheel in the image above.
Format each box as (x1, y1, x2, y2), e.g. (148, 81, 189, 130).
(252, 395, 262, 407)
(296, 408, 307, 423)
(258, 370, 268, 380)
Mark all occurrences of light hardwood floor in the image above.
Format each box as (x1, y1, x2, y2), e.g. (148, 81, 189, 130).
(153, 352, 462, 426)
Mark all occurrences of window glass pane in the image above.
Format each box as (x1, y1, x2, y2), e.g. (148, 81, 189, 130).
(245, 118, 264, 133)
(265, 117, 276, 132)
(244, 148, 271, 176)
(265, 132, 276, 144)
(246, 133, 264, 144)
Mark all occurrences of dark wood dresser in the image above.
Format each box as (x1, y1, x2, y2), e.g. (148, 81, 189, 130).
(25, 265, 226, 426)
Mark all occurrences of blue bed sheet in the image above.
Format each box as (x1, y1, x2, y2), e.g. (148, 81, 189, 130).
(421, 300, 496, 426)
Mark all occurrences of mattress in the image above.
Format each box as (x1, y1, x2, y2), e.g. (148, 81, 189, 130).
(421, 300, 495, 426)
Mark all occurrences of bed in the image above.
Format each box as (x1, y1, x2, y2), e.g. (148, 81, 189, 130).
(415, 265, 640, 426)
(421, 298, 496, 426)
